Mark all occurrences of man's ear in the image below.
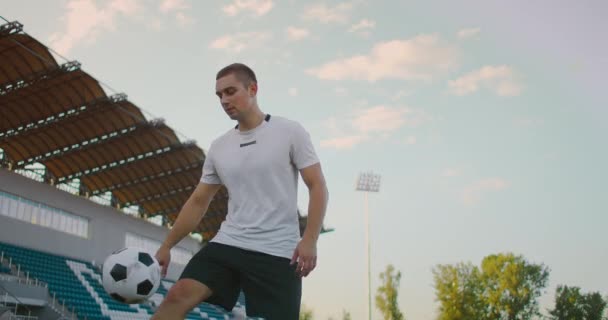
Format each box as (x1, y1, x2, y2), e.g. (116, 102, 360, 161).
(249, 82, 258, 96)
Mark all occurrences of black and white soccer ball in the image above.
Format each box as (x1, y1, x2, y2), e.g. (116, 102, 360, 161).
(102, 247, 161, 304)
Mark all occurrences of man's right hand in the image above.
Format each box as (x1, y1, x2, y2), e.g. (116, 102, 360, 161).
(155, 246, 171, 277)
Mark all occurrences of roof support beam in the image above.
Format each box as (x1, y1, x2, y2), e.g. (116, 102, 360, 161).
(0, 21, 23, 37)
(55, 142, 197, 184)
(89, 160, 203, 196)
(0, 94, 127, 141)
(121, 185, 195, 208)
(14, 120, 161, 168)
(0, 61, 80, 96)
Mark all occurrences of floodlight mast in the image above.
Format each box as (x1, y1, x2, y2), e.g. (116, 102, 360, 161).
(356, 171, 381, 320)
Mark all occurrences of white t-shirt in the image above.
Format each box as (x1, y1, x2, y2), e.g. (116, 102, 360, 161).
(200, 115, 319, 259)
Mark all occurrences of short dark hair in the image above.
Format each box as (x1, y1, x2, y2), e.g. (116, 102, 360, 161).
(216, 63, 257, 87)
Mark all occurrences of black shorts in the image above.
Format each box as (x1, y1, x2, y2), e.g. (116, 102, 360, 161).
(180, 242, 301, 320)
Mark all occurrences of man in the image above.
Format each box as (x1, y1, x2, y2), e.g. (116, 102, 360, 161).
(151, 63, 329, 320)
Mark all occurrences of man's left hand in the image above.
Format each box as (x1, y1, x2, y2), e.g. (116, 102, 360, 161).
(291, 238, 317, 277)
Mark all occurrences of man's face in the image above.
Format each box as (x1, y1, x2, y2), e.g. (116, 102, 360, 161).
(215, 73, 256, 121)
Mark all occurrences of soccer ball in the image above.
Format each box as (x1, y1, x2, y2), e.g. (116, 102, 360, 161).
(101, 247, 161, 304)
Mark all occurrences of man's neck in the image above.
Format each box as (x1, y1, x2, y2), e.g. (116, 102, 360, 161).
(237, 110, 265, 131)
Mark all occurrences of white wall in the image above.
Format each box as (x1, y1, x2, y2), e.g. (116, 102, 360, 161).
(0, 168, 201, 280)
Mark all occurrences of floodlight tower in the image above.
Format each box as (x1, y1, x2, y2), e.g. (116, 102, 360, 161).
(356, 171, 381, 320)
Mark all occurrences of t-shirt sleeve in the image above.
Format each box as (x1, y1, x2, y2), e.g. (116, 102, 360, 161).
(290, 121, 320, 170)
(200, 144, 222, 184)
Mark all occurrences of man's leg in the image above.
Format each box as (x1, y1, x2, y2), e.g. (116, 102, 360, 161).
(152, 242, 241, 320)
(151, 279, 212, 320)
(240, 250, 302, 320)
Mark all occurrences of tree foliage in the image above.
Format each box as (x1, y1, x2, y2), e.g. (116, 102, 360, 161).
(376, 264, 405, 320)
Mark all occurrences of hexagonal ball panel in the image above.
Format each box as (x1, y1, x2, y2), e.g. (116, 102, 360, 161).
(138, 252, 154, 267)
(110, 264, 127, 282)
(137, 279, 154, 295)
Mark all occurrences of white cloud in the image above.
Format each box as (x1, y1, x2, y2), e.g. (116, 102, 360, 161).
(159, 0, 194, 28)
(159, 0, 189, 13)
(286, 26, 310, 41)
(302, 3, 354, 24)
(209, 32, 272, 53)
(448, 65, 523, 96)
(349, 19, 375, 36)
(307, 34, 457, 82)
(175, 12, 194, 27)
(442, 168, 462, 177)
(404, 136, 417, 145)
(49, 0, 143, 55)
(457, 27, 481, 39)
(223, 0, 274, 17)
(392, 89, 410, 101)
(320, 105, 428, 150)
(109, 0, 140, 15)
(461, 178, 508, 206)
(288, 87, 298, 96)
(334, 87, 348, 96)
(320, 135, 367, 149)
(352, 106, 410, 133)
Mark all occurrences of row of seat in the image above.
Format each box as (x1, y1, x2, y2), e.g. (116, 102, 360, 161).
(0, 241, 252, 320)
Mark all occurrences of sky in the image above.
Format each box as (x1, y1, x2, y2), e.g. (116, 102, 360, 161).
(2, 0, 607, 319)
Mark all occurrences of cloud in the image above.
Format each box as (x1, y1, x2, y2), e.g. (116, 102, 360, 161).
(209, 31, 272, 53)
(307, 34, 457, 82)
(442, 168, 462, 177)
(175, 12, 194, 27)
(110, 0, 140, 14)
(349, 19, 375, 36)
(352, 106, 413, 133)
(320, 135, 368, 149)
(159, 0, 194, 27)
(334, 87, 348, 96)
(288, 87, 298, 96)
(302, 3, 354, 24)
(159, 0, 188, 12)
(320, 105, 428, 149)
(404, 136, 417, 145)
(49, 0, 144, 55)
(448, 65, 523, 96)
(286, 26, 310, 41)
(223, 0, 274, 17)
(392, 89, 410, 101)
(457, 27, 480, 39)
(461, 178, 508, 205)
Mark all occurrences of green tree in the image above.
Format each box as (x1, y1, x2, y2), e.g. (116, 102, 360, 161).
(433, 253, 549, 320)
(479, 253, 549, 320)
(341, 310, 352, 320)
(582, 292, 607, 320)
(548, 285, 607, 320)
(548, 285, 585, 320)
(432, 262, 484, 320)
(300, 304, 314, 320)
(376, 264, 405, 320)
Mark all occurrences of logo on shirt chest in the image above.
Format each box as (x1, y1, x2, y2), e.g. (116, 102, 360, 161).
(240, 140, 257, 148)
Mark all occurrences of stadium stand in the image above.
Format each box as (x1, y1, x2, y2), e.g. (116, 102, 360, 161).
(0, 241, 253, 320)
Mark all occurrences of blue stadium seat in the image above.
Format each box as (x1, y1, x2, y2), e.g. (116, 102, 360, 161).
(0, 241, 258, 320)
(0, 265, 11, 274)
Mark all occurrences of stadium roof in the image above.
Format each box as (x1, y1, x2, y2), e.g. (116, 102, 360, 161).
(0, 20, 332, 241)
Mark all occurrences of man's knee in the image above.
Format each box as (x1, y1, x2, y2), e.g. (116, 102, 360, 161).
(162, 279, 212, 307)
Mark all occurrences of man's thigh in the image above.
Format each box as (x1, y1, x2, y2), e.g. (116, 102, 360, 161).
(179, 242, 241, 311)
(239, 250, 302, 320)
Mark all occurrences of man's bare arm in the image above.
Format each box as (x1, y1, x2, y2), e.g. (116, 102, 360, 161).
(161, 183, 221, 250)
(291, 163, 328, 277)
(301, 163, 329, 242)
